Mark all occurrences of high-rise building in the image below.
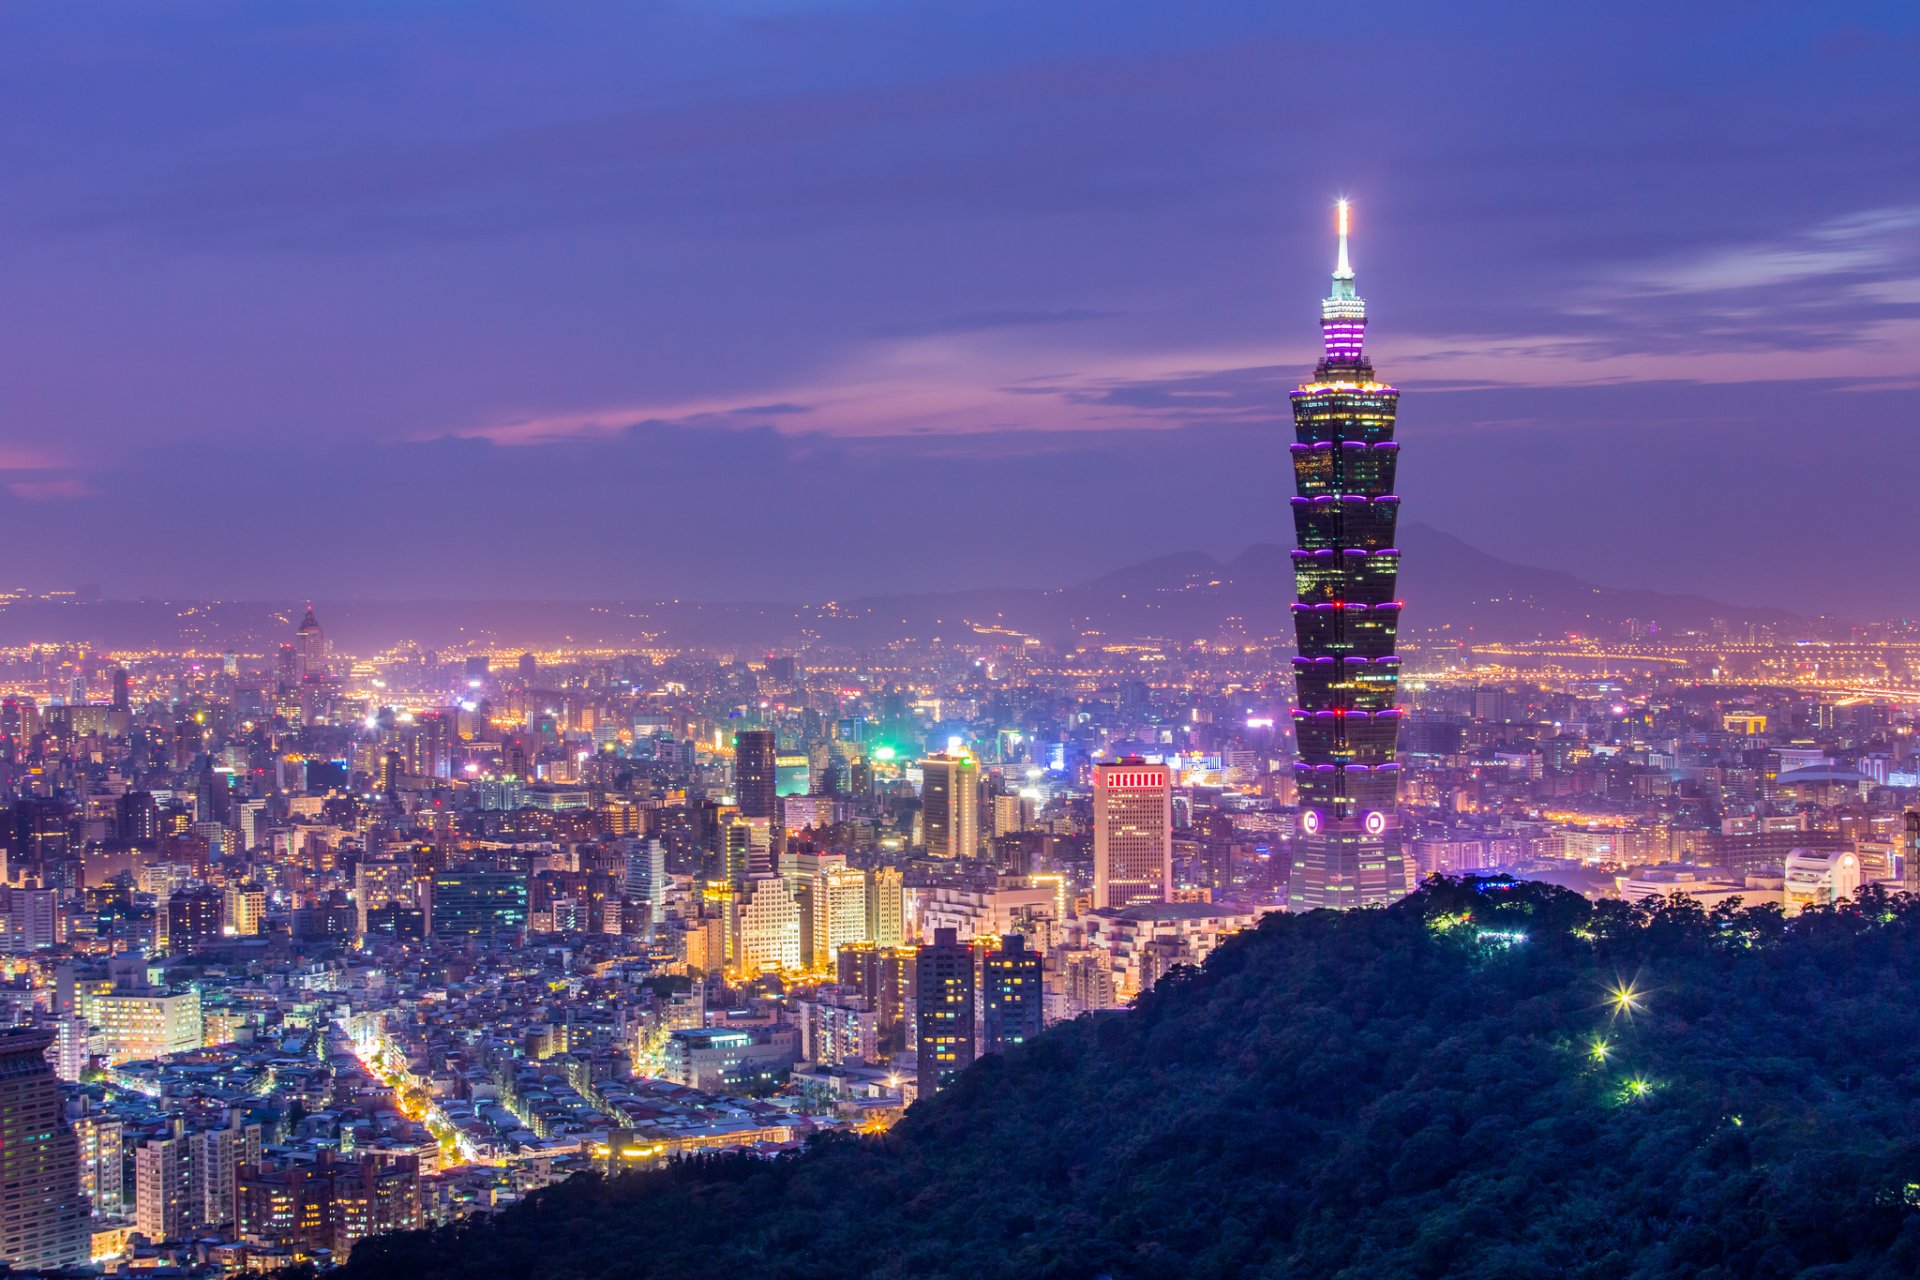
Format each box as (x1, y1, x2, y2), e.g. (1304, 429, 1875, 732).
(292, 606, 329, 682)
(1903, 811, 1919, 893)
(70, 1107, 123, 1219)
(167, 886, 224, 952)
(982, 934, 1043, 1054)
(46, 1014, 92, 1081)
(837, 943, 916, 1052)
(134, 1132, 188, 1243)
(921, 752, 980, 860)
(1287, 200, 1409, 910)
(191, 1116, 261, 1231)
(915, 927, 975, 1095)
(865, 865, 906, 948)
(1, 884, 60, 951)
(622, 837, 668, 939)
(796, 867, 870, 969)
(224, 883, 267, 937)
(236, 1152, 419, 1261)
(355, 860, 418, 936)
(1092, 759, 1173, 909)
(733, 730, 778, 820)
(730, 875, 803, 973)
(428, 868, 528, 944)
(0, 1030, 89, 1268)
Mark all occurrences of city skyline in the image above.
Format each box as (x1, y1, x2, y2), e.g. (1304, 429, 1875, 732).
(0, 3, 1912, 610)
(4, 8, 1920, 1277)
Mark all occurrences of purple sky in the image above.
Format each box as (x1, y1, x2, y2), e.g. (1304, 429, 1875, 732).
(0, 2, 1916, 613)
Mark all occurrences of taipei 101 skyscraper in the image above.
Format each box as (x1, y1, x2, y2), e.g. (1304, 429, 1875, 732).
(1287, 201, 1410, 910)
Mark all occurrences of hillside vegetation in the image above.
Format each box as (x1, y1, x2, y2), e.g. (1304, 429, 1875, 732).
(341, 879, 1920, 1280)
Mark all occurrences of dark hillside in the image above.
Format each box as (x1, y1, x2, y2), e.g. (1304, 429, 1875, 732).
(341, 880, 1920, 1280)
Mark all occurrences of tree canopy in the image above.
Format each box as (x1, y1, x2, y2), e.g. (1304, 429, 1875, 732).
(340, 878, 1920, 1280)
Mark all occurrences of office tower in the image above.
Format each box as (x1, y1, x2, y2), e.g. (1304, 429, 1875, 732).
(15, 798, 73, 867)
(991, 791, 1033, 838)
(838, 943, 916, 1051)
(355, 860, 418, 935)
(921, 752, 981, 860)
(799, 868, 870, 968)
(915, 927, 976, 1095)
(407, 710, 454, 781)
(293, 605, 329, 681)
(118, 789, 159, 842)
(1287, 200, 1408, 910)
(1, 884, 60, 951)
(729, 875, 802, 973)
(866, 865, 906, 948)
(720, 816, 755, 888)
(110, 666, 130, 712)
(226, 883, 267, 936)
(982, 934, 1044, 1054)
(0, 1030, 89, 1268)
(623, 837, 668, 938)
(1092, 759, 1173, 909)
(237, 799, 270, 851)
(167, 886, 224, 952)
(733, 730, 778, 820)
(428, 868, 529, 943)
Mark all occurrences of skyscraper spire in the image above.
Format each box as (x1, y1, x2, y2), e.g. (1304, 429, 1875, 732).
(1333, 198, 1354, 286)
(1320, 199, 1367, 365)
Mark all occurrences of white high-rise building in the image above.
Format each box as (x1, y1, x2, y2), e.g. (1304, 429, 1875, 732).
(134, 1134, 188, 1243)
(623, 837, 668, 938)
(730, 876, 802, 973)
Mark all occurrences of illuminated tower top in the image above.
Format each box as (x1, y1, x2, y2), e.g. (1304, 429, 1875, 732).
(1319, 199, 1368, 370)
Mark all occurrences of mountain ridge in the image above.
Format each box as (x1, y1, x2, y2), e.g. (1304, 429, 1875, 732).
(0, 526, 1792, 652)
(336, 879, 1920, 1280)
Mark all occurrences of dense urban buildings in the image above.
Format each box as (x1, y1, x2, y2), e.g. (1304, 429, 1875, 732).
(0, 572, 1918, 1274)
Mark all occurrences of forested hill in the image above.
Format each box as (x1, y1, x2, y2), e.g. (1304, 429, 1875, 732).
(341, 881, 1920, 1280)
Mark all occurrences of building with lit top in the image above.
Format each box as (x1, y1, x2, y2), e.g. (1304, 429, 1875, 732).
(1288, 200, 1410, 910)
(1092, 759, 1172, 910)
(921, 751, 981, 860)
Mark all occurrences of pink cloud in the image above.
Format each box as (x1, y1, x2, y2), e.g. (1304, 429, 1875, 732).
(9, 477, 97, 501)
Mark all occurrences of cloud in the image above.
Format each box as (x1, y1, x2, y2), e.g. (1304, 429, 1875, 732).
(878, 308, 1120, 337)
(452, 398, 819, 445)
(8, 477, 96, 501)
(1639, 207, 1920, 295)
